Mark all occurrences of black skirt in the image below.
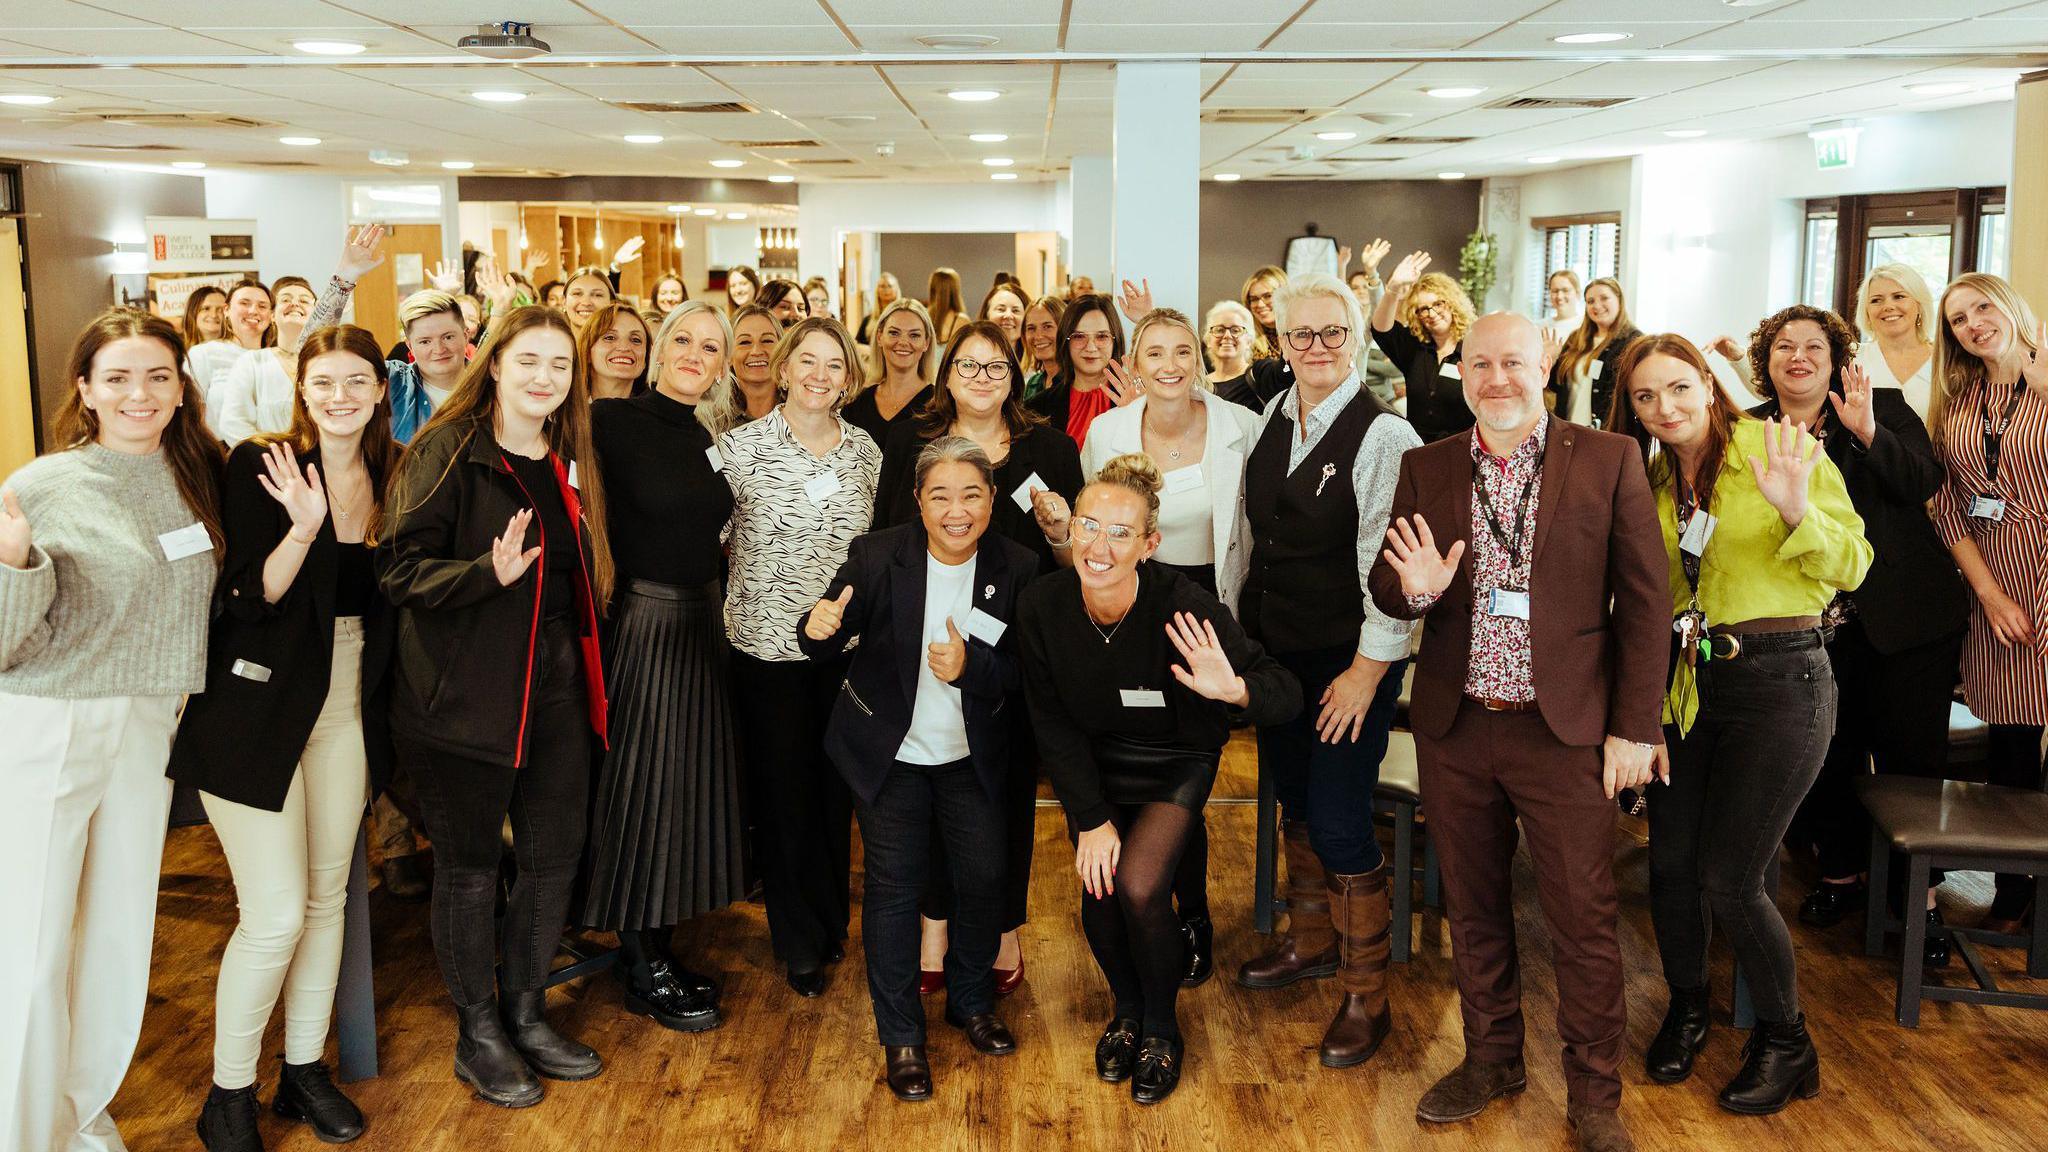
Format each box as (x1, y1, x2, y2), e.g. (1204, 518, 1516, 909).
(1095, 734, 1220, 812)
(581, 578, 747, 929)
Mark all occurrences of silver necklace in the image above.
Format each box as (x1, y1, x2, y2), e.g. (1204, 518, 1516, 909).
(1086, 575, 1139, 644)
(1145, 415, 1196, 462)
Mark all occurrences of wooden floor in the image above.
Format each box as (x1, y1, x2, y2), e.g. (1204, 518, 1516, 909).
(121, 734, 2048, 1152)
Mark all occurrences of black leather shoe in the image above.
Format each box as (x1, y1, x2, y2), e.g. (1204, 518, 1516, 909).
(1180, 916, 1214, 988)
(453, 1000, 542, 1108)
(1924, 908, 1952, 969)
(501, 990, 603, 1081)
(1797, 881, 1865, 928)
(273, 1060, 365, 1143)
(624, 960, 722, 1032)
(1095, 1017, 1140, 1083)
(197, 1084, 263, 1151)
(1718, 1015, 1820, 1115)
(672, 963, 721, 1003)
(1645, 984, 1711, 1085)
(884, 1045, 932, 1101)
(944, 1009, 1017, 1056)
(1131, 1036, 1184, 1105)
(787, 966, 828, 998)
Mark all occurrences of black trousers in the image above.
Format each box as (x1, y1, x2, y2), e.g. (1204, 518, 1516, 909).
(731, 649, 854, 971)
(856, 758, 1004, 1045)
(405, 617, 591, 1007)
(921, 705, 1038, 933)
(1797, 619, 1962, 880)
(1987, 724, 2048, 918)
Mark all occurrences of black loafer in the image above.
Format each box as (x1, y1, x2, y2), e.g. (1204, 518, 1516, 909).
(624, 960, 722, 1032)
(944, 1009, 1017, 1056)
(1094, 1017, 1140, 1083)
(884, 1044, 931, 1101)
(273, 1059, 365, 1143)
(787, 966, 828, 998)
(1797, 881, 1865, 928)
(1131, 1036, 1184, 1105)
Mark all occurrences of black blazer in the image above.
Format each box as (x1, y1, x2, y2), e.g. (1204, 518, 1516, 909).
(796, 522, 1039, 805)
(1548, 325, 1642, 428)
(1749, 390, 1968, 653)
(169, 442, 396, 811)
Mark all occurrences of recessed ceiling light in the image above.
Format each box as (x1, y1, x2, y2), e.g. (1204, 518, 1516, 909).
(279, 136, 321, 146)
(1526, 156, 1561, 164)
(666, 204, 689, 212)
(441, 160, 474, 170)
(623, 133, 663, 144)
(710, 158, 744, 168)
(472, 90, 526, 103)
(0, 93, 56, 106)
(172, 160, 206, 169)
(1437, 171, 1466, 179)
(693, 207, 719, 216)
(1424, 86, 1486, 99)
(969, 132, 1008, 143)
(1315, 130, 1357, 141)
(1214, 172, 1242, 182)
(768, 174, 795, 183)
(1663, 129, 1707, 138)
(991, 172, 1018, 181)
(725, 212, 748, 220)
(1906, 82, 1974, 96)
(1553, 32, 1631, 45)
(292, 39, 365, 55)
(947, 89, 1002, 102)
(982, 157, 1014, 167)
(917, 34, 999, 50)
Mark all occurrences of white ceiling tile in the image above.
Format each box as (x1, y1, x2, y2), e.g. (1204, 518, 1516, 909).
(4, 1, 152, 29)
(1207, 79, 1390, 106)
(598, 0, 839, 22)
(846, 25, 1062, 53)
(5, 28, 263, 53)
(1668, 19, 1961, 49)
(826, 0, 1064, 20)
(1532, 0, 1756, 19)
(1265, 22, 1501, 51)
(1754, 0, 2017, 18)
(1462, 21, 1729, 50)
(1067, 0, 1315, 22)
(405, 24, 658, 53)
(321, 0, 600, 22)
(137, 0, 381, 24)
(629, 26, 858, 53)
(1872, 19, 2048, 48)
(1064, 25, 1280, 52)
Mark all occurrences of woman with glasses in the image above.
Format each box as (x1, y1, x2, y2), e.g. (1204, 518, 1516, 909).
(1242, 267, 1286, 362)
(1028, 294, 1138, 447)
(805, 278, 833, 322)
(1372, 253, 1478, 444)
(1543, 270, 1584, 343)
(1549, 278, 1641, 429)
(1020, 295, 1066, 402)
(1019, 454, 1301, 1104)
(844, 299, 936, 448)
(1206, 302, 1261, 412)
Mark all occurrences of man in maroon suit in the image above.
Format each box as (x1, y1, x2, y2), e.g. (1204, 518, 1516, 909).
(1368, 311, 1667, 1152)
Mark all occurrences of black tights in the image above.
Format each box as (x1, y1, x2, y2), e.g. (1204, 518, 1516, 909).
(1077, 802, 1196, 1042)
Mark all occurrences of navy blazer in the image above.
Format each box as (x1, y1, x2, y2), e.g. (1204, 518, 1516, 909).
(797, 521, 1039, 804)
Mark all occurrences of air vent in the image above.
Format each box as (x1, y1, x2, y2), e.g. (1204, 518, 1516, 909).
(1484, 96, 1634, 111)
(1201, 108, 1324, 124)
(87, 112, 277, 128)
(1374, 135, 1474, 145)
(718, 139, 822, 149)
(784, 157, 857, 165)
(76, 142, 180, 151)
(613, 100, 757, 114)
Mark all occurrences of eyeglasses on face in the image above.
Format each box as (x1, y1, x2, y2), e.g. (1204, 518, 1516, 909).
(303, 376, 379, 398)
(952, 357, 1012, 381)
(1069, 331, 1115, 346)
(1246, 291, 1276, 307)
(1207, 324, 1248, 338)
(1413, 300, 1448, 317)
(1070, 515, 1141, 546)
(1284, 324, 1351, 351)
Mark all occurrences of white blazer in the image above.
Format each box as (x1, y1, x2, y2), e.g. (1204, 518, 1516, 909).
(1080, 391, 1260, 615)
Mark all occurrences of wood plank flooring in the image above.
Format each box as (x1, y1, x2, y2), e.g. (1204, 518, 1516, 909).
(117, 735, 2047, 1151)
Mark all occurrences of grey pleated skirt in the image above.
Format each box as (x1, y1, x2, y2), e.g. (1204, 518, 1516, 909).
(581, 578, 747, 930)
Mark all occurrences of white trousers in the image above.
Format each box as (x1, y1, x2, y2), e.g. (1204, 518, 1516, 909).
(0, 692, 177, 1152)
(202, 620, 368, 1089)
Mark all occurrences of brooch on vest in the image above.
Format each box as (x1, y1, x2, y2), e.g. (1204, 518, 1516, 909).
(1316, 462, 1337, 496)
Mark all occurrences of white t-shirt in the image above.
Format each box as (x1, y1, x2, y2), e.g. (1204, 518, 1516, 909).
(422, 381, 454, 409)
(1154, 462, 1215, 566)
(896, 551, 976, 766)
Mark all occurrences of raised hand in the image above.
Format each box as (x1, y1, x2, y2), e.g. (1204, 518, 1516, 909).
(1540, 325, 1564, 376)
(1102, 357, 1142, 406)
(1118, 278, 1154, 319)
(427, 259, 463, 294)
(804, 584, 855, 641)
(1829, 359, 1877, 446)
(337, 223, 387, 283)
(490, 509, 541, 586)
(1748, 416, 1821, 528)
(475, 257, 517, 311)
(255, 442, 327, 540)
(0, 488, 31, 569)
(1166, 611, 1247, 704)
(1029, 485, 1071, 543)
(1381, 514, 1465, 599)
(612, 235, 645, 267)
(2025, 322, 2048, 397)
(1360, 238, 1391, 275)
(928, 617, 967, 682)
(1387, 251, 1432, 294)
(520, 251, 551, 281)
(1705, 335, 1744, 362)
(1336, 245, 1353, 273)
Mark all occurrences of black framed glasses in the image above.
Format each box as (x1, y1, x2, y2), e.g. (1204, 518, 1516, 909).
(1284, 324, 1350, 351)
(1206, 324, 1248, 338)
(952, 357, 1012, 381)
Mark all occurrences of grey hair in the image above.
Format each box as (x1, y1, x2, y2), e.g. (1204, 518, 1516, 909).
(1274, 271, 1372, 379)
(650, 299, 734, 395)
(914, 434, 995, 493)
(1204, 299, 1255, 338)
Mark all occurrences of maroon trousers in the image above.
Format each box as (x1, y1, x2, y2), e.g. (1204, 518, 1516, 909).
(1416, 700, 1625, 1110)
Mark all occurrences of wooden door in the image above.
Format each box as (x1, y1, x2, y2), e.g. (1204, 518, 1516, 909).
(351, 223, 441, 351)
(0, 218, 34, 472)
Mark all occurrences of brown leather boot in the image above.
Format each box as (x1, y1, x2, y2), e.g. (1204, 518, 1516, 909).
(1567, 1102, 1637, 1152)
(1237, 822, 1337, 989)
(1320, 865, 1392, 1068)
(1415, 1055, 1527, 1124)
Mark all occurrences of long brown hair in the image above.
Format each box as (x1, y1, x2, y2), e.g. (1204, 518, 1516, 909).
(915, 319, 1042, 439)
(1023, 294, 1066, 377)
(257, 324, 398, 544)
(978, 281, 1030, 350)
(1931, 272, 2041, 447)
(1609, 333, 1741, 513)
(54, 309, 225, 553)
(180, 284, 226, 351)
(1054, 294, 1126, 386)
(407, 306, 614, 604)
(574, 301, 650, 396)
(927, 267, 966, 338)
(1557, 277, 1633, 380)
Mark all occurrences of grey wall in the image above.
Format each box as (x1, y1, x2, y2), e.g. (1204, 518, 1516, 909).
(1196, 180, 1483, 316)
(878, 232, 1017, 317)
(16, 160, 207, 443)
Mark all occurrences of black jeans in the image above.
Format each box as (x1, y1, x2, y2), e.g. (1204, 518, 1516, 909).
(406, 616, 592, 1007)
(1987, 724, 2048, 918)
(1075, 802, 1200, 1041)
(1651, 645, 1835, 1023)
(731, 650, 854, 972)
(856, 758, 1004, 1045)
(1260, 647, 1408, 874)
(922, 704, 1037, 933)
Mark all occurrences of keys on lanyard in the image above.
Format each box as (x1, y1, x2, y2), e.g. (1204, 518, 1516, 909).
(1672, 476, 1715, 667)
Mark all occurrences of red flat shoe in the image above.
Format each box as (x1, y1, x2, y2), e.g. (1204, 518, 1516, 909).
(918, 968, 947, 996)
(993, 955, 1025, 997)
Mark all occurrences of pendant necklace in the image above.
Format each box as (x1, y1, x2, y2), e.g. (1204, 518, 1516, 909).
(1088, 575, 1140, 644)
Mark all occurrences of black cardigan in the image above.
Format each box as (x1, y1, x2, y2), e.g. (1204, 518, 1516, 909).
(1749, 390, 1969, 653)
(1548, 325, 1642, 428)
(169, 442, 396, 811)
(796, 522, 1039, 804)
(1372, 321, 1472, 443)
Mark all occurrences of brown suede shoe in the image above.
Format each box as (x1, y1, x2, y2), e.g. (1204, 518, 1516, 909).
(1238, 821, 1338, 989)
(1415, 1056, 1527, 1124)
(1567, 1103, 1636, 1152)
(1320, 866, 1392, 1068)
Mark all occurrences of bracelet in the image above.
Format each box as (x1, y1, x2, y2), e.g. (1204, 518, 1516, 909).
(1048, 533, 1073, 550)
(288, 528, 318, 545)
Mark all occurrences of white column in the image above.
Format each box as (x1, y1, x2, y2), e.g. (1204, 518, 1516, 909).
(1112, 61, 1201, 320)
(1069, 155, 1112, 293)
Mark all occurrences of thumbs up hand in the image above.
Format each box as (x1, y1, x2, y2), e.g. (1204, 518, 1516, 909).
(805, 584, 855, 641)
(928, 617, 968, 683)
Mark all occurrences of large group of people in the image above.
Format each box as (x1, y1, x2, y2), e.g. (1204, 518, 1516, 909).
(1, 225, 2043, 1152)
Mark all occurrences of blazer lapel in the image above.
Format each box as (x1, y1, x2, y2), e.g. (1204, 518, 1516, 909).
(1530, 415, 1575, 568)
(969, 537, 1011, 629)
(1205, 401, 1247, 561)
(1448, 433, 1477, 607)
(892, 527, 928, 706)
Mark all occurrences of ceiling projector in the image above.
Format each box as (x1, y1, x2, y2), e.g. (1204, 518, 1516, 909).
(457, 22, 551, 60)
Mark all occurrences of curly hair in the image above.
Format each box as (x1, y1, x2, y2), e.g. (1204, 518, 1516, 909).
(1744, 304, 1858, 402)
(1402, 272, 1475, 345)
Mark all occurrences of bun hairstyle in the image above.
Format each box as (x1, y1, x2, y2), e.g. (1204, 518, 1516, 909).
(1086, 451, 1164, 536)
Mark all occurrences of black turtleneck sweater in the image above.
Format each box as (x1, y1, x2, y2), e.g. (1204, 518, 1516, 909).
(591, 389, 733, 588)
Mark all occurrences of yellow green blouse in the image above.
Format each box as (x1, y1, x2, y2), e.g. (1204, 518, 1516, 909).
(1650, 419, 1873, 732)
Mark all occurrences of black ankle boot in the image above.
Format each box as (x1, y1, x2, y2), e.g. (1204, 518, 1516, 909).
(1180, 916, 1214, 988)
(273, 1059, 365, 1142)
(623, 959, 722, 1033)
(1645, 984, 1711, 1084)
(455, 1000, 543, 1108)
(1718, 1014, 1820, 1115)
(502, 989, 603, 1081)
(197, 1084, 263, 1152)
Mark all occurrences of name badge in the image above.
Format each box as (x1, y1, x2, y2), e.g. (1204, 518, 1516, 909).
(1679, 509, 1717, 557)
(964, 607, 1007, 645)
(1163, 464, 1205, 494)
(1010, 470, 1049, 513)
(1120, 688, 1167, 708)
(804, 470, 843, 505)
(230, 659, 273, 683)
(1487, 587, 1531, 620)
(158, 521, 213, 561)
(566, 460, 579, 490)
(1969, 494, 2007, 523)
(705, 445, 725, 473)
(1439, 362, 1462, 380)
(1588, 359, 1605, 380)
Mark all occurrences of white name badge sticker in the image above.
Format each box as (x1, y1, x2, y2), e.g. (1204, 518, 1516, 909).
(1969, 494, 2007, 522)
(158, 522, 213, 562)
(566, 460, 580, 489)
(705, 445, 725, 473)
(1163, 464, 1205, 494)
(964, 607, 1008, 645)
(1679, 509, 1718, 557)
(1120, 688, 1168, 708)
(1010, 471, 1049, 513)
(804, 470, 843, 505)
(1439, 362, 1462, 380)
(1487, 587, 1531, 620)
(1588, 359, 1605, 380)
